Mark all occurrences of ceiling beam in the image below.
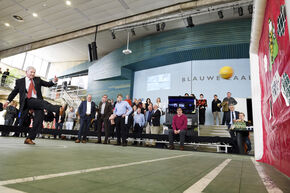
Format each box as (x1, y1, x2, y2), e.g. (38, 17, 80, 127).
(0, 0, 240, 59)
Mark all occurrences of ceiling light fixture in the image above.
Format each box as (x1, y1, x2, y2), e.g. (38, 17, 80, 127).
(238, 7, 243, 16)
(218, 11, 224, 19)
(122, 32, 132, 55)
(4, 23, 10, 27)
(161, 22, 166, 31)
(13, 15, 24, 22)
(66, 0, 72, 6)
(32, 13, 38, 17)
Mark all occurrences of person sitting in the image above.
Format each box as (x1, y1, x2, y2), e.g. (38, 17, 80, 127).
(168, 107, 188, 150)
(235, 112, 252, 154)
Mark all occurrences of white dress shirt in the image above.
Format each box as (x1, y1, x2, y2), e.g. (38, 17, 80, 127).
(86, 101, 92, 115)
(25, 77, 37, 98)
(230, 111, 236, 125)
(101, 102, 106, 115)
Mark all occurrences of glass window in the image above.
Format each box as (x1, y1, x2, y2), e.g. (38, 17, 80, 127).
(11, 53, 26, 68)
(39, 60, 49, 77)
(1, 55, 14, 66)
(33, 56, 42, 74)
(71, 75, 88, 89)
(23, 54, 34, 70)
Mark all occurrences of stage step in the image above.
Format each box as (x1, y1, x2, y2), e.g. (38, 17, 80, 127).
(199, 125, 230, 137)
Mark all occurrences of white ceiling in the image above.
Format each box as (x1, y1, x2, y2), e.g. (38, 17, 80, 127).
(0, 0, 252, 63)
(0, 0, 191, 51)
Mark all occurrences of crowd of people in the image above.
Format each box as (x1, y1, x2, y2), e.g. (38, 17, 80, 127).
(0, 66, 251, 153)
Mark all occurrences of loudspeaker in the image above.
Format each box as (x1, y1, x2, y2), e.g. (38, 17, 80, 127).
(88, 44, 93, 62)
(91, 41, 98, 60)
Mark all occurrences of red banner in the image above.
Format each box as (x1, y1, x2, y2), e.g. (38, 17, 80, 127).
(258, 0, 290, 176)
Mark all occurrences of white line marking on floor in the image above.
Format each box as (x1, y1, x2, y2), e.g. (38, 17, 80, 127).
(0, 154, 192, 186)
(183, 158, 231, 193)
(251, 157, 283, 193)
(0, 185, 26, 193)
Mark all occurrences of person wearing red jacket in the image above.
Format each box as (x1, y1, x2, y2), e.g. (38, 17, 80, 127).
(168, 107, 188, 150)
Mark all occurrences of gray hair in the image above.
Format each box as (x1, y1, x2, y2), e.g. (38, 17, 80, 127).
(26, 66, 36, 72)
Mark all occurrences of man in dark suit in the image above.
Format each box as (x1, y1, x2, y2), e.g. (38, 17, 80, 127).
(150, 104, 161, 146)
(4, 66, 60, 145)
(224, 104, 239, 152)
(76, 94, 96, 143)
(96, 94, 112, 144)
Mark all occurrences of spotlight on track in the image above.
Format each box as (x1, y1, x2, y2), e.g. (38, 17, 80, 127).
(111, 30, 116, 39)
(161, 22, 166, 31)
(238, 7, 243, 16)
(248, 5, 253, 14)
(156, 23, 160, 31)
(186, 16, 194, 27)
(218, 11, 224, 19)
(131, 28, 136, 36)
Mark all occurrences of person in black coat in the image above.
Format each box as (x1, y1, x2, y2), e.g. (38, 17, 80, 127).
(96, 94, 112, 144)
(4, 66, 61, 145)
(150, 105, 161, 146)
(1, 68, 9, 86)
(224, 104, 239, 153)
(54, 105, 66, 139)
(76, 95, 96, 143)
(211, 95, 222, 125)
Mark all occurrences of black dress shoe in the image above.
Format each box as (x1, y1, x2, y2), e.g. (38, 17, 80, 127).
(24, 138, 35, 145)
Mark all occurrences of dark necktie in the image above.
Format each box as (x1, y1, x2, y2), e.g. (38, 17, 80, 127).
(232, 111, 234, 122)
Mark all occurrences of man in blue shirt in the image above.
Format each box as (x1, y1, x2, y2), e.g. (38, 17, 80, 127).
(113, 94, 132, 146)
(133, 107, 145, 145)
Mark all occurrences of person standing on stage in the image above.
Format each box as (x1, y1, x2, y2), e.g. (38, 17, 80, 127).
(113, 94, 132, 146)
(197, 94, 207, 125)
(4, 66, 61, 145)
(76, 94, 96, 143)
(221, 92, 237, 124)
(96, 94, 112, 144)
(211, 94, 222, 125)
